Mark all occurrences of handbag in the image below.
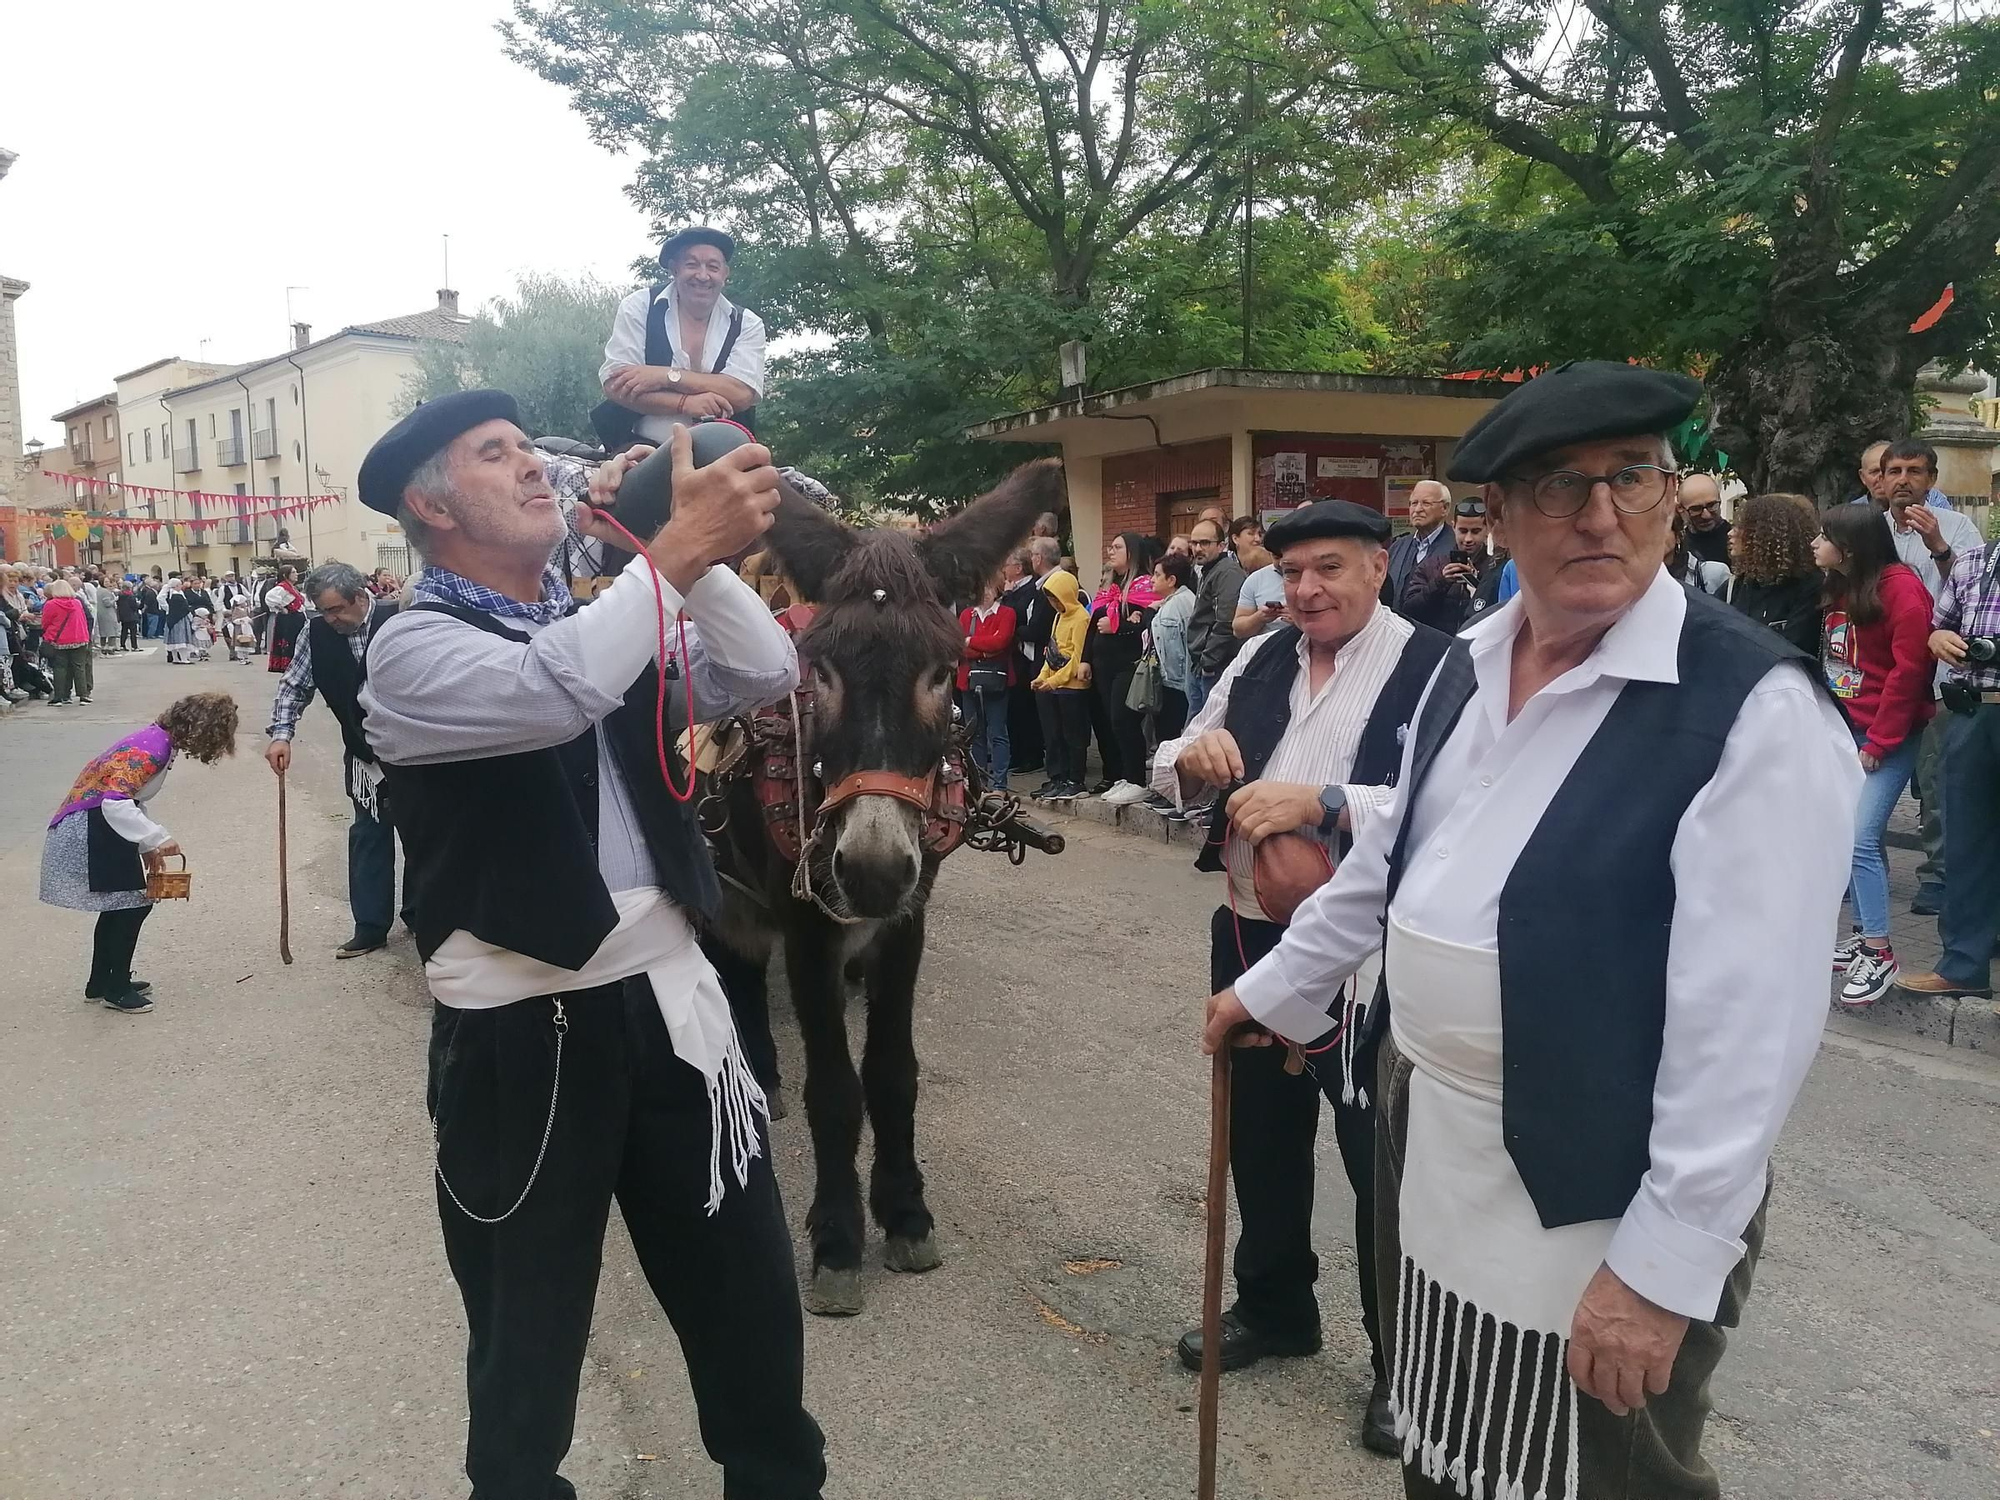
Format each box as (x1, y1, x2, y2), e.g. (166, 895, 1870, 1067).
(966, 661, 1009, 694)
(1126, 652, 1164, 713)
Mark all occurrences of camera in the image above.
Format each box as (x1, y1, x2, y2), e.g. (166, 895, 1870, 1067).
(1965, 635, 2000, 665)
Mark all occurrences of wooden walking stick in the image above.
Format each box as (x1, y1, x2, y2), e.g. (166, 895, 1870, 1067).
(277, 768, 293, 965)
(1198, 1043, 1231, 1500)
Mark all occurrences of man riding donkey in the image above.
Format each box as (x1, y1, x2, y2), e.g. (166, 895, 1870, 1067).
(1206, 362, 1857, 1499)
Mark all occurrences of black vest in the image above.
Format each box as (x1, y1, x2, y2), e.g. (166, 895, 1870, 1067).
(309, 602, 396, 769)
(1368, 587, 1820, 1229)
(1195, 619, 1452, 876)
(376, 602, 720, 968)
(589, 288, 755, 450)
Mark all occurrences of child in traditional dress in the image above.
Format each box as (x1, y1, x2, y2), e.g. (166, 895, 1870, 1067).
(39, 692, 239, 1013)
(227, 603, 256, 663)
(191, 607, 215, 662)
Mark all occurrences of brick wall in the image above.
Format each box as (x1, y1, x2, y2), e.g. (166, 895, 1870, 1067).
(1099, 439, 1231, 551)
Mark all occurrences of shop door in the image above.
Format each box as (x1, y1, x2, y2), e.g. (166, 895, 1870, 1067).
(1158, 489, 1216, 543)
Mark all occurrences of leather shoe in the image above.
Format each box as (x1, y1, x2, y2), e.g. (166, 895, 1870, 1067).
(1176, 1310, 1321, 1373)
(335, 933, 389, 959)
(1910, 884, 1944, 916)
(1896, 969, 1992, 998)
(1361, 1378, 1397, 1456)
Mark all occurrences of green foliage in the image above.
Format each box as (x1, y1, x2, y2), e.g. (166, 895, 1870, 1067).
(403, 273, 624, 443)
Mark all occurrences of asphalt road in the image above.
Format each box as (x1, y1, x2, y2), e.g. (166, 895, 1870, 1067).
(1, 648, 1996, 1499)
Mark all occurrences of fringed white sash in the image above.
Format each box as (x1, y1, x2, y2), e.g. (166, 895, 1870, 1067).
(1385, 919, 1612, 1499)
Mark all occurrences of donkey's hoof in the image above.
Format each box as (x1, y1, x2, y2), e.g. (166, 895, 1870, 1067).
(884, 1233, 942, 1273)
(804, 1266, 866, 1317)
(763, 1084, 788, 1121)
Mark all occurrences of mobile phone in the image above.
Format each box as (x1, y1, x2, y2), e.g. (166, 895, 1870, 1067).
(601, 420, 753, 542)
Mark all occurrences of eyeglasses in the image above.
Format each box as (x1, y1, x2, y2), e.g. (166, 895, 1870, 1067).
(1504, 464, 1680, 519)
(1453, 499, 1486, 517)
(1683, 501, 1720, 516)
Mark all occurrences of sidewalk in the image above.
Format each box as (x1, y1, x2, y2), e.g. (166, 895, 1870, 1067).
(1025, 779, 2000, 1053)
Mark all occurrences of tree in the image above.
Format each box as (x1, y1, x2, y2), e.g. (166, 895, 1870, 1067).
(403, 272, 625, 441)
(502, 0, 1409, 503)
(1301, 0, 2000, 501)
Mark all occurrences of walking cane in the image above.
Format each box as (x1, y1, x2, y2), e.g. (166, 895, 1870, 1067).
(277, 768, 293, 965)
(1198, 1043, 1231, 1500)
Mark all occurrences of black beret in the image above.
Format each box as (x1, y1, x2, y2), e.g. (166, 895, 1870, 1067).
(659, 226, 736, 268)
(357, 389, 522, 517)
(1446, 360, 1701, 483)
(1263, 499, 1392, 554)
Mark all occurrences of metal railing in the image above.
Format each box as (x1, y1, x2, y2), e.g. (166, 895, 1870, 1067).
(251, 427, 278, 460)
(216, 436, 246, 466)
(173, 447, 200, 473)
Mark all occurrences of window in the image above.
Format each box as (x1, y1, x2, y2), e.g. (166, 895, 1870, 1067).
(161, 422, 169, 453)
(104, 416, 114, 441)
(292, 385, 300, 405)
(208, 413, 217, 438)
(128, 432, 136, 465)
(234, 483, 248, 496)
(68, 426, 79, 450)
(144, 428, 154, 462)
(265, 397, 276, 430)
(269, 478, 281, 497)
(229, 408, 243, 442)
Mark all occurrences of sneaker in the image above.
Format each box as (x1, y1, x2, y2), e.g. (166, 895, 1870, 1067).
(1088, 779, 1114, 796)
(1032, 781, 1057, 798)
(1101, 781, 1149, 806)
(102, 987, 155, 1014)
(1833, 930, 1866, 973)
(1045, 782, 1081, 802)
(1838, 944, 1898, 1007)
(77, 696, 93, 704)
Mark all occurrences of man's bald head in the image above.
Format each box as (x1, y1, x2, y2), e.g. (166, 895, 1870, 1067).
(1859, 440, 1893, 505)
(1678, 472, 1723, 531)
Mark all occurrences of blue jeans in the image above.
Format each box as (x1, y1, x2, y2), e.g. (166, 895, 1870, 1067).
(349, 792, 397, 943)
(1187, 672, 1215, 722)
(1849, 731, 1920, 940)
(1938, 707, 2000, 985)
(142, 611, 164, 639)
(961, 687, 1010, 790)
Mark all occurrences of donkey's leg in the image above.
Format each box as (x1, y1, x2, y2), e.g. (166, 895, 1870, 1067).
(701, 930, 785, 1118)
(863, 912, 940, 1273)
(787, 922, 869, 1316)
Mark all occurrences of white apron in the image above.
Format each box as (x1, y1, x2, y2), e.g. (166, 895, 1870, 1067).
(1386, 917, 1616, 1500)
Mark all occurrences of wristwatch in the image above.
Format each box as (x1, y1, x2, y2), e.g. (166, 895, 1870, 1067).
(666, 367, 684, 384)
(1317, 785, 1348, 835)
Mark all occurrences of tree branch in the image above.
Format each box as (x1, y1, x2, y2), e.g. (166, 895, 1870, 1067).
(1579, 0, 1730, 180)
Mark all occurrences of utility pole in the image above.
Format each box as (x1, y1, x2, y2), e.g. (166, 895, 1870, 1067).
(1240, 58, 1255, 368)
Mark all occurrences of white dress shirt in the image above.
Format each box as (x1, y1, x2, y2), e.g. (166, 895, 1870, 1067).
(1150, 604, 1415, 921)
(1234, 568, 1859, 1318)
(600, 286, 768, 445)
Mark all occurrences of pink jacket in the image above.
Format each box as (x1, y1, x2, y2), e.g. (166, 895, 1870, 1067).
(39, 596, 89, 647)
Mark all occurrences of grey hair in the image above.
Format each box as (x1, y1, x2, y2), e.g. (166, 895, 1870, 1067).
(1009, 545, 1033, 573)
(397, 449, 455, 558)
(302, 560, 369, 604)
(1028, 536, 1061, 568)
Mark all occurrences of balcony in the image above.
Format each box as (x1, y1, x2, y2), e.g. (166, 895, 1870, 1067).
(216, 436, 246, 466)
(251, 427, 278, 460)
(173, 447, 200, 474)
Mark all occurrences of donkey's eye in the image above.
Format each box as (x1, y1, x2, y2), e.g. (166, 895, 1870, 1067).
(930, 666, 953, 691)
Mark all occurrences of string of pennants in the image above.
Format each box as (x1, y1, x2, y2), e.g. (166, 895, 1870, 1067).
(40, 469, 330, 510)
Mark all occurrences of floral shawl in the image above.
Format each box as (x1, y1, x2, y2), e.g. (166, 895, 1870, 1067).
(51, 725, 173, 828)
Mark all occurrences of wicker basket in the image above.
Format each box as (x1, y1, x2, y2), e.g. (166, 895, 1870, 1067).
(145, 852, 192, 902)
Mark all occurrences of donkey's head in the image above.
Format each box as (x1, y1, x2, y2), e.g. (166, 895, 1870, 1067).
(766, 460, 1063, 919)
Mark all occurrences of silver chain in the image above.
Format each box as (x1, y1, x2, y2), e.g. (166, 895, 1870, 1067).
(433, 997, 568, 1225)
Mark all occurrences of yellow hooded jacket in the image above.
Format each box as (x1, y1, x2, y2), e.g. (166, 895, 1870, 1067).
(1032, 568, 1091, 690)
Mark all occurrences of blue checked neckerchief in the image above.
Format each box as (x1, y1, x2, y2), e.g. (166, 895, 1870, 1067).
(413, 564, 574, 625)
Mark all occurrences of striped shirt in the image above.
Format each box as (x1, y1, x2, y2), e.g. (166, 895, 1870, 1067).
(1936, 537, 2000, 692)
(1150, 604, 1416, 921)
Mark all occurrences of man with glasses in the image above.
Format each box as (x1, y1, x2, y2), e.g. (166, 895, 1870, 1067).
(1203, 361, 1856, 1500)
(1677, 472, 1732, 567)
(1185, 517, 1246, 721)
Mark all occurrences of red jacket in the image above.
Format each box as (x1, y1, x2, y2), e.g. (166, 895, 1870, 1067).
(1826, 562, 1935, 758)
(956, 604, 1017, 690)
(39, 595, 89, 647)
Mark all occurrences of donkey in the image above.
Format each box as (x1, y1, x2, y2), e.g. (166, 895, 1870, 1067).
(705, 459, 1062, 1316)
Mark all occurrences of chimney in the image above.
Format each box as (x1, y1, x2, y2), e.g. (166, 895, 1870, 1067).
(291, 321, 312, 350)
(437, 288, 460, 315)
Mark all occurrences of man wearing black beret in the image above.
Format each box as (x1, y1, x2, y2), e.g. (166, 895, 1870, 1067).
(1153, 497, 1454, 1456)
(354, 390, 826, 1497)
(1206, 362, 1858, 1497)
(596, 226, 766, 449)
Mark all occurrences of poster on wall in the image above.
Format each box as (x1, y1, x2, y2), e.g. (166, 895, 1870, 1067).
(1273, 451, 1309, 507)
(1381, 443, 1436, 519)
(1317, 456, 1380, 479)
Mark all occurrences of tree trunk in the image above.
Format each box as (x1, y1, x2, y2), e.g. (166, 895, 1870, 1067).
(1706, 315, 1921, 507)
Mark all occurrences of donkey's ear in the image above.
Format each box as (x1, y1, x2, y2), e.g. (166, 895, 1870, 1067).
(916, 459, 1065, 603)
(764, 480, 857, 602)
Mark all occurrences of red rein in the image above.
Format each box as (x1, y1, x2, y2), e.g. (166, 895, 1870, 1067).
(588, 510, 699, 804)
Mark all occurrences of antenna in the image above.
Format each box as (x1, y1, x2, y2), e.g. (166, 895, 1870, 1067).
(286, 285, 309, 335)
(442, 234, 451, 289)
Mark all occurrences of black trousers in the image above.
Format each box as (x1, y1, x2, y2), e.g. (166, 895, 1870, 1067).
(1037, 689, 1091, 786)
(1092, 664, 1146, 783)
(89, 906, 151, 992)
(428, 978, 825, 1500)
(1007, 681, 1043, 770)
(119, 621, 140, 650)
(1211, 906, 1384, 1382)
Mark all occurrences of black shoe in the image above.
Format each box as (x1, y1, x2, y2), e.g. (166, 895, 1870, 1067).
(1176, 1310, 1322, 1373)
(85, 976, 153, 1000)
(1089, 779, 1114, 796)
(102, 987, 155, 1014)
(1911, 884, 1944, 916)
(1361, 1378, 1397, 1456)
(335, 932, 389, 959)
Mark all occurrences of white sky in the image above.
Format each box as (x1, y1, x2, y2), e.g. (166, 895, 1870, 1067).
(1, 0, 655, 447)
